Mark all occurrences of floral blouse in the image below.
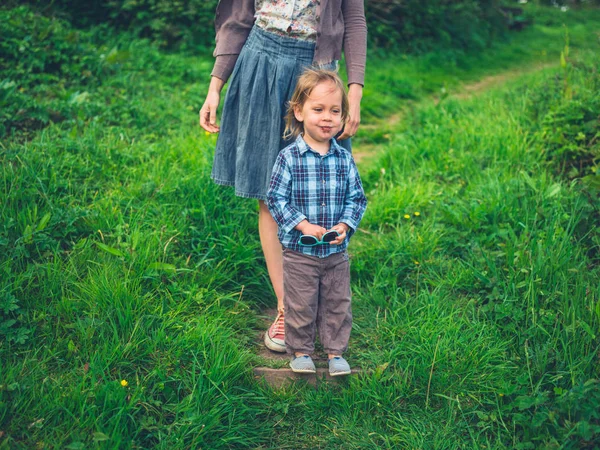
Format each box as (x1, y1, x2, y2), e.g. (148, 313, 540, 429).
(255, 0, 320, 41)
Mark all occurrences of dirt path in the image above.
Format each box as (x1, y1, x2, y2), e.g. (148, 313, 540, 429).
(452, 62, 557, 100)
(352, 62, 557, 165)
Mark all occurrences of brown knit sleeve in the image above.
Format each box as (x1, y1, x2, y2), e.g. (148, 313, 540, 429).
(211, 0, 255, 82)
(341, 0, 367, 86)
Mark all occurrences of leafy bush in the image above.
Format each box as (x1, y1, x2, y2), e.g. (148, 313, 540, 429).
(366, 0, 507, 53)
(541, 0, 600, 5)
(541, 86, 600, 179)
(10, 0, 512, 53)
(506, 379, 600, 449)
(8, 0, 600, 54)
(0, 6, 106, 136)
(521, 49, 600, 181)
(12, 0, 219, 50)
(0, 6, 103, 84)
(0, 79, 48, 136)
(103, 0, 219, 49)
(0, 288, 30, 345)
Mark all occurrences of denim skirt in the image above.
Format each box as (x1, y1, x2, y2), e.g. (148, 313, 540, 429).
(211, 25, 349, 200)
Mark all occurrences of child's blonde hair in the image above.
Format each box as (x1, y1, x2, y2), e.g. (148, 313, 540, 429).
(284, 68, 349, 140)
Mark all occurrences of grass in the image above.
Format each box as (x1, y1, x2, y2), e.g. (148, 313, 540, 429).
(1, 4, 600, 449)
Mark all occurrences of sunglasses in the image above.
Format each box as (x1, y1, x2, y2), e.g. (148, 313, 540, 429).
(298, 230, 340, 246)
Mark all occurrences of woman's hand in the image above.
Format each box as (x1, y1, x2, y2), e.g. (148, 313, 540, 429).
(199, 76, 225, 133)
(337, 83, 363, 140)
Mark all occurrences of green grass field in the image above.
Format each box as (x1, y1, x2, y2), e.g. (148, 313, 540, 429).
(1, 4, 600, 449)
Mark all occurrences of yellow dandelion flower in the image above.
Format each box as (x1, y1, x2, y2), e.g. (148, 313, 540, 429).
(120, 379, 128, 387)
(205, 131, 211, 136)
(414, 261, 420, 265)
(403, 214, 410, 219)
(414, 212, 420, 216)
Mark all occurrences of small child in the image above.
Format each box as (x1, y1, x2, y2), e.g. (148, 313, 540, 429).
(266, 69, 367, 376)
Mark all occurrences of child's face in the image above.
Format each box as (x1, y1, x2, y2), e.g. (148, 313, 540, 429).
(294, 80, 343, 150)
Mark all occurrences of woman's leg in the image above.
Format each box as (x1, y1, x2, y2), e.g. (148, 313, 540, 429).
(259, 200, 286, 352)
(258, 200, 284, 312)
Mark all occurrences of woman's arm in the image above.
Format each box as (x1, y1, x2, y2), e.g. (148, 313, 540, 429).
(337, 0, 367, 140)
(341, 0, 367, 87)
(199, 76, 225, 133)
(337, 83, 362, 140)
(199, 0, 255, 132)
(212, 0, 256, 80)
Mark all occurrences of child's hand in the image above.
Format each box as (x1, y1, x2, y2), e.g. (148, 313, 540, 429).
(296, 220, 327, 240)
(329, 223, 350, 245)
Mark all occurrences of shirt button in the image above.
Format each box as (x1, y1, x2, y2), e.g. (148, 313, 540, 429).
(322, 203, 325, 207)
(322, 179, 325, 184)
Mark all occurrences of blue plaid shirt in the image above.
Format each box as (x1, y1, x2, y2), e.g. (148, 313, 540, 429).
(267, 135, 367, 258)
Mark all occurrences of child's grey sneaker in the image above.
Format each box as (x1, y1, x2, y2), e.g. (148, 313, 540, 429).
(290, 355, 316, 374)
(328, 356, 351, 376)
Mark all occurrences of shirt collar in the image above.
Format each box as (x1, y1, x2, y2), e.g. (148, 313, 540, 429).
(295, 134, 341, 156)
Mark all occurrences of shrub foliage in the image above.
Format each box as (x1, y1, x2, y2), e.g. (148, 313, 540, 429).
(366, 0, 506, 52)
(8, 0, 513, 52)
(6, 0, 600, 53)
(0, 6, 106, 136)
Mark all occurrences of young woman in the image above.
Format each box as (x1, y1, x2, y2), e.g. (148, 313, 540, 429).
(199, 0, 367, 353)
